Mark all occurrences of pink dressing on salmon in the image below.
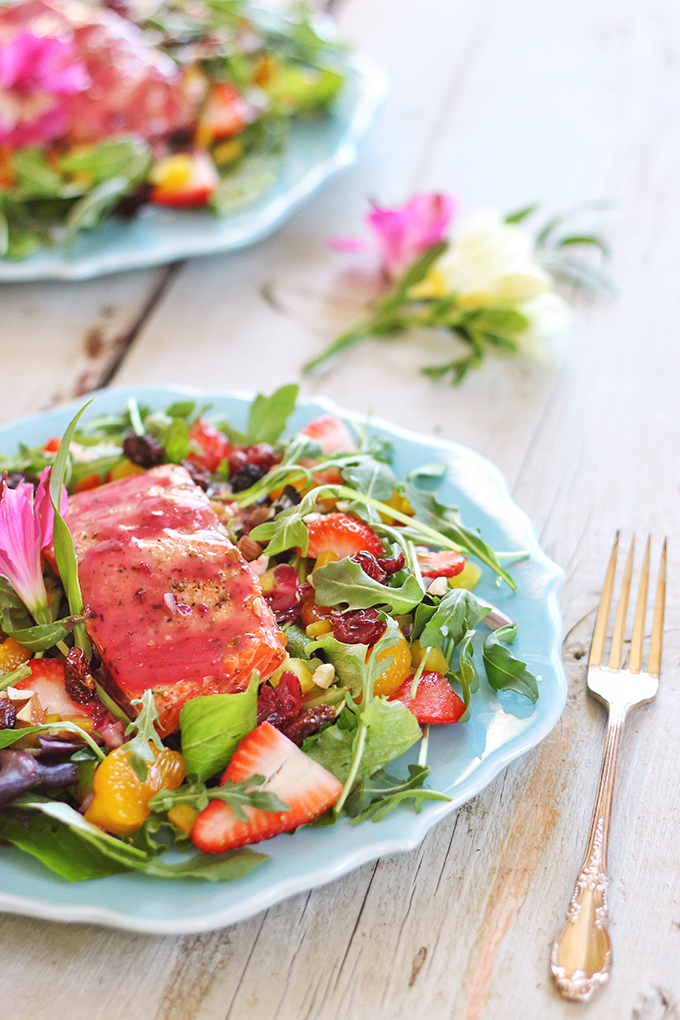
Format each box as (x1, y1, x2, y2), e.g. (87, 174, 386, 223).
(63, 465, 286, 734)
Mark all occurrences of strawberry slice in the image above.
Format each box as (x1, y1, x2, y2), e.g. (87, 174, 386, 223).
(300, 414, 355, 455)
(187, 419, 231, 473)
(304, 512, 384, 561)
(150, 150, 219, 207)
(417, 550, 467, 578)
(14, 659, 123, 744)
(191, 721, 342, 852)
(388, 670, 466, 724)
(195, 83, 256, 146)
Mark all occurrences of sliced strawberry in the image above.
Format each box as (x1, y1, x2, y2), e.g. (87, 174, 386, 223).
(191, 721, 342, 852)
(304, 512, 384, 561)
(14, 659, 123, 743)
(187, 419, 231, 473)
(195, 83, 256, 146)
(388, 670, 466, 724)
(150, 150, 219, 207)
(300, 414, 355, 455)
(417, 550, 467, 578)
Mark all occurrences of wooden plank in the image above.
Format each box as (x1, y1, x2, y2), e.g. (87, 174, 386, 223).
(0, 267, 170, 428)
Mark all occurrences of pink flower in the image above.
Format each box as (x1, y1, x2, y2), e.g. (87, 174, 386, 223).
(0, 468, 67, 618)
(328, 192, 455, 280)
(0, 32, 89, 147)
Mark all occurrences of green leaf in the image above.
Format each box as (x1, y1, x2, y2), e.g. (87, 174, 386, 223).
(12, 149, 64, 197)
(281, 624, 309, 659)
(66, 177, 130, 241)
(59, 138, 151, 185)
(340, 457, 397, 501)
(249, 488, 318, 556)
(406, 462, 447, 485)
(504, 203, 539, 224)
(556, 234, 610, 257)
(404, 483, 516, 589)
(0, 206, 8, 257)
(229, 384, 299, 445)
(0, 662, 32, 692)
(0, 808, 128, 881)
(166, 401, 196, 420)
(164, 418, 191, 463)
(124, 689, 164, 781)
(49, 401, 94, 653)
(149, 773, 289, 822)
(179, 674, 258, 782)
(417, 588, 489, 649)
(303, 633, 369, 697)
(6, 618, 72, 652)
(482, 623, 540, 703)
(311, 558, 424, 614)
(390, 241, 449, 299)
(452, 629, 480, 721)
(468, 307, 529, 340)
(345, 764, 449, 822)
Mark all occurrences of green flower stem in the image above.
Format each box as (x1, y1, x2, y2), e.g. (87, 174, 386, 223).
(333, 720, 368, 816)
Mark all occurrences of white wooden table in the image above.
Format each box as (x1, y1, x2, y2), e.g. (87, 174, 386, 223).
(1, 2, 679, 1017)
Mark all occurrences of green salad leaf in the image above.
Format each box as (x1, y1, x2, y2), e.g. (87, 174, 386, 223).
(179, 674, 258, 782)
(124, 689, 165, 782)
(149, 774, 289, 820)
(311, 557, 424, 614)
(345, 764, 449, 823)
(482, 623, 540, 703)
(226, 384, 299, 446)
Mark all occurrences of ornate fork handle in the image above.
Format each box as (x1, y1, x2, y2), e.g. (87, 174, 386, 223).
(550, 700, 628, 1002)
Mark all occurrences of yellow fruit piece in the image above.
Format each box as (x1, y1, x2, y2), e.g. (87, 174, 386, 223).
(84, 743, 185, 836)
(409, 640, 450, 675)
(373, 632, 412, 697)
(168, 804, 199, 835)
(269, 657, 315, 694)
(63, 715, 94, 732)
(0, 636, 31, 673)
(306, 620, 332, 638)
(259, 570, 275, 592)
(148, 154, 193, 189)
(448, 560, 483, 591)
(313, 550, 339, 570)
(108, 459, 145, 481)
(379, 493, 415, 525)
(212, 139, 243, 166)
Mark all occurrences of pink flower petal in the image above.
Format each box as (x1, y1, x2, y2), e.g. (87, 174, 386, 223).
(326, 236, 370, 252)
(366, 192, 455, 279)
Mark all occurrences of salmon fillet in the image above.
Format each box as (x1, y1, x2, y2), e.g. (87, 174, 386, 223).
(64, 465, 286, 734)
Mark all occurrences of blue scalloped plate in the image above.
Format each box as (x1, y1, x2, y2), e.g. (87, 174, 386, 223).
(0, 387, 566, 932)
(0, 52, 387, 282)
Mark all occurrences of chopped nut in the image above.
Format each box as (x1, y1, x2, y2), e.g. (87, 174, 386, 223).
(311, 663, 335, 689)
(426, 576, 449, 597)
(6, 686, 33, 702)
(15, 694, 45, 726)
(237, 535, 264, 561)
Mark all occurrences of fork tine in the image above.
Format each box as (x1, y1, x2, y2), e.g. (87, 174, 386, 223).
(608, 535, 635, 670)
(647, 538, 667, 678)
(628, 535, 650, 674)
(589, 533, 619, 668)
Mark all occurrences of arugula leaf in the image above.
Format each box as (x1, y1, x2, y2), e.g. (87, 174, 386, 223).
(345, 764, 449, 822)
(66, 177, 130, 241)
(12, 149, 65, 197)
(179, 674, 258, 781)
(149, 774, 289, 821)
(311, 557, 424, 614)
(303, 632, 369, 697)
(59, 138, 151, 186)
(417, 588, 489, 649)
(124, 689, 164, 781)
(163, 418, 191, 463)
(6, 617, 73, 652)
(0, 662, 31, 692)
(340, 456, 397, 501)
(1, 797, 268, 882)
(281, 623, 310, 658)
(404, 483, 515, 589)
(482, 623, 540, 703)
(227, 384, 299, 445)
(249, 488, 318, 555)
(49, 401, 93, 653)
(452, 629, 479, 722)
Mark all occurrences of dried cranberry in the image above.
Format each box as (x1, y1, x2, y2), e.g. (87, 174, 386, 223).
(227, 449, 248, 476)
(230, 463, 266, 493)
(123, 433, 165, 469)
(0, 701, 16, 730)
(331, 608, 387, 645)
(283, 704, 336, 746)
(64, 648, 96, 705)
(378, 552, 406, 575)
(181, 458, 211, 491)
(243, 444, 280, 473)
(350, 551, 387, 583)
(263, 565, 302, 624)
(257, 672, 303, 729)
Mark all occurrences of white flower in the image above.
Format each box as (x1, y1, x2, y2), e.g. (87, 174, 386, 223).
(516, 292, 571, 360)
(416, 209, 552, 309)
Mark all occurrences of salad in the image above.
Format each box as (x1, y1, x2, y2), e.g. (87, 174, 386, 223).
(0, 0, 346, 260)
(0, 386, 539, 883)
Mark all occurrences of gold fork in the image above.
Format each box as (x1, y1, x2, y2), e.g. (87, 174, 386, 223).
(550, 534, 667, 1002)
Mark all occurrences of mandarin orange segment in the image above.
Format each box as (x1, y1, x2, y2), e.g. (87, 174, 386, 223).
(85, 743, 185, 836)
(0, 637, 31, 673)
(372, 633, 412, 697)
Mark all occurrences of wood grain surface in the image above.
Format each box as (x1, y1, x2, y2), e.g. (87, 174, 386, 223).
(1, 2, 679, 1018)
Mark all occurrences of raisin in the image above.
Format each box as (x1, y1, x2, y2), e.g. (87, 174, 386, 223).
(230, 463, 265, 493)
(64, 648, 96, 705)
(350, 551, 387, 583)
(181, 458, 211, 491)
(331, 608, 387, 645)
(378, 552, 405, 575)
(0, 701, 16, 730)
(122, 433, 165, 469)
(283, 704, 336, 746)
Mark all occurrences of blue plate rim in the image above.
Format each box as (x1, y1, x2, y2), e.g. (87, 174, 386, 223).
(0, 385, 566, 933)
